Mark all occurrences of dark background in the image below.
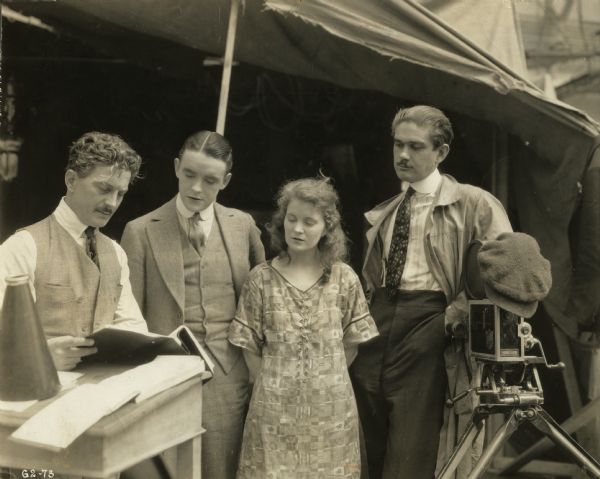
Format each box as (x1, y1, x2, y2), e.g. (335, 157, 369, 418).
(0, 18, 499, 270)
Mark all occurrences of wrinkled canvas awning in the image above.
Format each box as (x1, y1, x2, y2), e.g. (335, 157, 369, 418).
(417, 0, 528, 77)
(7, 0, 600, 339)
(15, 0, 598, 141)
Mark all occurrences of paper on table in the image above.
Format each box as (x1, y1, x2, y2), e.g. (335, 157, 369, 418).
(58, 370, 83, 388)
(0, 371, 84, 412)
(9, 383, 138, 451)
(0, 398, 37, 413)
(9, 355, 205, 450)
(135, 355, 204, 402)
(100, 355, 206, 403)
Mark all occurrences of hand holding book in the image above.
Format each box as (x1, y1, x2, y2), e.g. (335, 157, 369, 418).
(82, 325, 215, 375)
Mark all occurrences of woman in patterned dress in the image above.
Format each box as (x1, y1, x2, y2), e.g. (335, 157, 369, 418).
(228, 177, 378, 479)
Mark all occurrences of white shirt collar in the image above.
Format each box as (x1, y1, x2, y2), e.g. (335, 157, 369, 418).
(176, 194, 215, 221)
(402, 168, 442, 195)
(53, 197, 90, 241)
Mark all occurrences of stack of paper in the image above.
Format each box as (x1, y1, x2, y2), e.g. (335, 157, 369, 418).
(10, 383, 138, 451)
(9, 355, 205, 450)
(102, 355, 205, 403)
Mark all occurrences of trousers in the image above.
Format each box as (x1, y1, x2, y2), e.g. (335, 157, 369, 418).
(122, 354, 249, 479)
(351, 289, 447, 479)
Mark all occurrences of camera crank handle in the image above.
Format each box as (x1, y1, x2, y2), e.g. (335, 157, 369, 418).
(446, 388, 474, 408)
(529, 338, 565, 370)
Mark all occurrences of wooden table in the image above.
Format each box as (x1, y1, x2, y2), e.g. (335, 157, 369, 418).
(0, 364, 210, 478)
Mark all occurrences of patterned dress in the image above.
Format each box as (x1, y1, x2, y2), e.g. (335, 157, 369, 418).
(228, 261, 378, 479)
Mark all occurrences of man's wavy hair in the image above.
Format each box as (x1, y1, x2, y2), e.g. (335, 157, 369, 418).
(267, 177, 348, 278)
(391, 105, 454, 149)
(67, 132, 142, 184)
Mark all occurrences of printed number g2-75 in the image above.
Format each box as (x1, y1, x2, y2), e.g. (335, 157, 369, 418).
(21, 470, 54, 478)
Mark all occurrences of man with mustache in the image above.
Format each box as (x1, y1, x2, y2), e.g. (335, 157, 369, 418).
(351, 105, 512, 478)
(121, 130, 265, 479)
(0, 131, 147, 371)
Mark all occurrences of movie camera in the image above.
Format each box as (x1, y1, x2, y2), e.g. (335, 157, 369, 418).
(462, 240, 566, 406)
(436, 240, 600, 479)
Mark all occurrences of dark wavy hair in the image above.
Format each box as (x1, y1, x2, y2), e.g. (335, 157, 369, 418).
(391, 105, 454, 149)
(267, 177, 348, 278)
(178, 130, 233, 173)
(67, 131, 142, 184)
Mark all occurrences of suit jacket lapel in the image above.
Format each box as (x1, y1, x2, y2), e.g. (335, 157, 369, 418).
(214, 203, 243, 298)
(147, 198, 185, 312)
(363, 193, 404, 290)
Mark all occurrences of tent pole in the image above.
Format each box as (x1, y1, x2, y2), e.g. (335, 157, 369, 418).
(216, 0, 241, 135)
(492, 126, 509, 208)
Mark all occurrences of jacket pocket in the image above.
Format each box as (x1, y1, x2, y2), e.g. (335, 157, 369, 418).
(41, 284, 78, 303)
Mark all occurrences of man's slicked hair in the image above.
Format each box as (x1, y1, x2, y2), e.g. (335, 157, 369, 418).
(178, 131, 233, 173)
(67, 131, 142, 184)
(391, 105, 454, 149)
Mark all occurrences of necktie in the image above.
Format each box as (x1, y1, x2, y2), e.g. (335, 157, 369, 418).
(84, 226, 100, 269)
(188, 212, 205, 254)
(385, 187, 415, 297)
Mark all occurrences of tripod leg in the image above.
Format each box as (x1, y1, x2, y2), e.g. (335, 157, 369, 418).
(529, 409, 600, 478)
(468, 409, 521, 479)
(500, 396, 600, 474)
(437, 417, 484, 479)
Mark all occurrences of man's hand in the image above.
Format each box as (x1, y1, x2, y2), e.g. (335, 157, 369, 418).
(47, 336, 97, 371)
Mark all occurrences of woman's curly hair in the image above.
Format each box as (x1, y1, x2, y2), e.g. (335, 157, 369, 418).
(67, 131, 142, 184)
(267, 177, 348, 277)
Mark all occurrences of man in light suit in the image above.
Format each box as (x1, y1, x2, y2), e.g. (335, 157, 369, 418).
(121, 131, 265, 479)
(351, 106, 512, 479)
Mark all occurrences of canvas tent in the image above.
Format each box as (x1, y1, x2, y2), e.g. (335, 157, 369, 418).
(9, 0, 598, 342)
(3, 0, 600, 474)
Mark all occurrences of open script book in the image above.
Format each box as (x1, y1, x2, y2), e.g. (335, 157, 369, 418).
(82, 324, 215, 374)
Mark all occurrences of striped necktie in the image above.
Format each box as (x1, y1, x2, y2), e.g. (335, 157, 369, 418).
(385, 187, 415, 297)
(188, 212, 205, 254)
